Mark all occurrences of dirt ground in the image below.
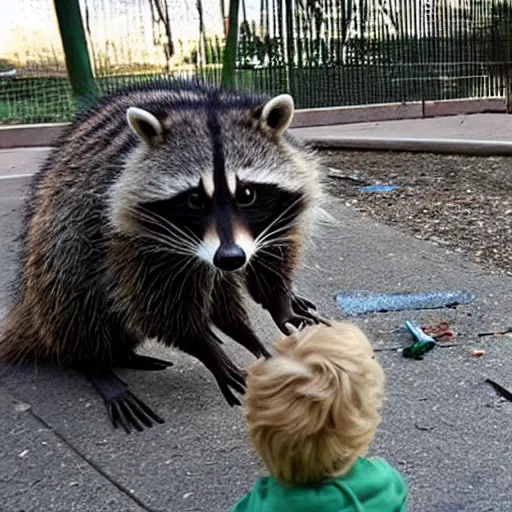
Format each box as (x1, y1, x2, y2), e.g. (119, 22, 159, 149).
(320, 150, 512, 275)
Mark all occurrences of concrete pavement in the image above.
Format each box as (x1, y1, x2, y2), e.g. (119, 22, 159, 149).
(292, 113, 512, 154)
(292, 112, 512, 141)
(1, 131, 512, 511)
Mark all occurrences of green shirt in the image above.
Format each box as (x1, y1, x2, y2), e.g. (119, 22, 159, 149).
(230, 457, 408, 512)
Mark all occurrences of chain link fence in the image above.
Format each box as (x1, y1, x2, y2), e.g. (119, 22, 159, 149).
(1, 0, 511, 124)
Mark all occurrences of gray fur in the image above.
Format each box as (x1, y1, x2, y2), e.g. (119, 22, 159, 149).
(0, 79, 325, 414)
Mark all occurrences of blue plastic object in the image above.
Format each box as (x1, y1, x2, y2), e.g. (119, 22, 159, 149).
(335, 290, 475, 316)
(359, 184, 398, 193)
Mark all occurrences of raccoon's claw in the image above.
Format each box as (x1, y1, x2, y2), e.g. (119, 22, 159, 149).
(186, 332, 247, 408)
(109, 390, 165, 434)
(291, 295, 332, 327)
(212, 337, 247, 406)
(114, 352, 174, 372)
(218, 366, 247, 407)
(266, 292, 312, 335)
(293, 295, 317, 312)
(269, 291, 331, 335)
(278, 315, 315, 335)
(88, 370, 164, 434)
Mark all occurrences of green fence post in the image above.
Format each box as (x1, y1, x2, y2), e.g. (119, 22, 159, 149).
(53, 0, 98, 109)
(221, 0, 240, 87)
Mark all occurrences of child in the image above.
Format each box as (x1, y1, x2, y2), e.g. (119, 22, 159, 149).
(231, 321, 408, 511)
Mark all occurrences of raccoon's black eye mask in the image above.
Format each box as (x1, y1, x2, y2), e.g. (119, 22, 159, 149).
(240, 184, 305, 239)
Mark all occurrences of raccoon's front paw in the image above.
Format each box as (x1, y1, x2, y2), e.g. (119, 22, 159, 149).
(291, 294, 317, 314)
(268, 292, 317, 335)
(217, 364, 247, 407)
(291, 294, 332, 328)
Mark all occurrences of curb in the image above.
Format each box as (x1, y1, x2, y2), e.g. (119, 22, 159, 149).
(3, 135, 512, 158)
(303, 137, 512, 156)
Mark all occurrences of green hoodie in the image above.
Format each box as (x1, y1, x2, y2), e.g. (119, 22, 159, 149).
(230, 457, 408, 512)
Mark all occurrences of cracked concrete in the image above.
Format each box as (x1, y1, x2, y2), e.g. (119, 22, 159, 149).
(1, 120, 511, 511)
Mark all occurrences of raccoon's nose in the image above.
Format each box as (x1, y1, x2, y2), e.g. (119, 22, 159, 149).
(213, 243, 246, 271)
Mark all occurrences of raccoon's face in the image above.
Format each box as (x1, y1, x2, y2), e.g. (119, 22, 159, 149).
(111, 91, 321, 273)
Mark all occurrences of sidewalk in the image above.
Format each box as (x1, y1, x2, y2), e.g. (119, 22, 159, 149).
(1, 118, 512, 511)
(295, 112, 512, 141)
(292, 113, 512, 154)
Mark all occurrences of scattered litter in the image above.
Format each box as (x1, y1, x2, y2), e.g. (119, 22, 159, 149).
(485, 378, 512, 402)
(478, 326, 512, 337)
(335, 290, 475, 316)
(414, 422, 434, 432)
(13, 402, 31, 413)
(472, 349, 485, 357)
(360, 184, 399, 193)
(327, 168, 368, 184)
(183, 493, 194, 499)
(68, 481, 79, 487)
(422, 321, 455, 344)
(402, 321, 437, 360)
(18, 450, 29, 458)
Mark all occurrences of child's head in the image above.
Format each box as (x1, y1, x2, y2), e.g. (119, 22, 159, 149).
(245, 321, 385, 486)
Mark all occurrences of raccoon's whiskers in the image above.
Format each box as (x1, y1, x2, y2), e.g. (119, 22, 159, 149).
(135, 232, 196, 257)
(257, 247, 285, 261)
(255, 222, 298, 252)
(247, 259, 271, 299)
(127, 206, 199, 255)
(175, 258, 202, 305)
(133, 206, 201, 249)
(254, 197, 304, 246)
(252, 253, 288, 283)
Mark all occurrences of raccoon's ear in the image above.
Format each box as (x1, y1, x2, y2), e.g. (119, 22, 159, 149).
(126, 107, 163, 145)
(259, 94, 295, 137)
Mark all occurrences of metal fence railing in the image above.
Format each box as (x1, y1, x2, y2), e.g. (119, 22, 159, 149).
(1, 0, 512, 125)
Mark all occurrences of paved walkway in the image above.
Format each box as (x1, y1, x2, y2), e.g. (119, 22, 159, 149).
(293, 112, 512, 141)
(1, 116, 512, 511)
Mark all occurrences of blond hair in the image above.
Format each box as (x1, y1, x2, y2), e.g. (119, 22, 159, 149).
(245, 321, 385, 486)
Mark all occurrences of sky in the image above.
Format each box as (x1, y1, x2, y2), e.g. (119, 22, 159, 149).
(0, 0, 262, 65)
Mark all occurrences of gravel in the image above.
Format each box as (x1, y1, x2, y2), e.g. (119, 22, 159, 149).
(320, 149, 512, 275)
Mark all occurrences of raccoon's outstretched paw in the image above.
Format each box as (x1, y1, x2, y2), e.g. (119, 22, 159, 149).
(218, 365, 247, 407)
(267, 293, 316, 335)
(88, 371, 164, 434)
(291, 294, 332, 328)
(201, 334, 247, 407)
(278, 315, 315, 335)
(293, 294, 317, 312)
(114, 353, 174, 372)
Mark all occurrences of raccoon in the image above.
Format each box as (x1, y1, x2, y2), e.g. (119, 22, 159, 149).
(0, 79, 326, 433)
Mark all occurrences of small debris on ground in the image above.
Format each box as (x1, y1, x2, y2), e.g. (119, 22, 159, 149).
(472, 349, 485, 357)
(402, 320, 437, 360)
(360, 184, 399, 193)
(478, 326, 512, 337)
(485, 378, 512, 401)
(322, 150, 512, 275)
(422, 321, 455, 344)
(414, 422, 434, 431)
(13, 402, 31, 413)
(327, 168, 368, 184)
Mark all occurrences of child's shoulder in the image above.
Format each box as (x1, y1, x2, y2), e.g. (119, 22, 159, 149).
(331, 457, 408, 510)
(350, 456, 401, 474)
(343, 456, 406, 485)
